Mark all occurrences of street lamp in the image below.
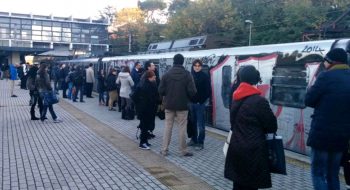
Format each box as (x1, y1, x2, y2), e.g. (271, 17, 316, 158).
(245, 20, 253, 46)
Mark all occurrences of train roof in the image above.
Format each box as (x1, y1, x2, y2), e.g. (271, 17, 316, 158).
(102, 39, 337, 62)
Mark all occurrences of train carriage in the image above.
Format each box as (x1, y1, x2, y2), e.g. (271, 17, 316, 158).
(59, 39, 350, 155)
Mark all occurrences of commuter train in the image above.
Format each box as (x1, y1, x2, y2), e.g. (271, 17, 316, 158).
(59, 39, 350, 155)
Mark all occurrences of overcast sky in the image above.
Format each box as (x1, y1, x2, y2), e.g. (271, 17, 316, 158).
(0, 0, 138, 19)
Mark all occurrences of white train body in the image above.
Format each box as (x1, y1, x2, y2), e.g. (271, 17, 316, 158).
(60, 39, 350, 155)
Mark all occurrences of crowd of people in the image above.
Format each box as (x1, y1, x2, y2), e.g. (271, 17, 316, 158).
(1, 48, 349, 190)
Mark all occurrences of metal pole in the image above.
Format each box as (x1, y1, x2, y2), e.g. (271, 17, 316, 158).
(128, 33, 131, 53)
(249, 24, 252, 46)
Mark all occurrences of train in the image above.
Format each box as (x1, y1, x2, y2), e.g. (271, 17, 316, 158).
(58, 39, 350, 155)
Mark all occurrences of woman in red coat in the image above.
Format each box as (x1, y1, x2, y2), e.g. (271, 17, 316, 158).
(224, 65, 277, 190)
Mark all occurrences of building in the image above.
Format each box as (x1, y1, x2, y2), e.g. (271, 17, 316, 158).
(0, 11, 109, 65)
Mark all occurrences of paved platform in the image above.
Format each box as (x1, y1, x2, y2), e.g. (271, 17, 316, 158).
(0, 79, 346, 190)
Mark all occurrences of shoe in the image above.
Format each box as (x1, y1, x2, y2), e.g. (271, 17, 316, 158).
(146, 142, 152, 147)
(182, 152, 193, 157)
(73, 100, 77, 102)
(187, 140, 197, 147)
(87, 96, 94, 98)
(11, 95, 17, 97)
(40, 118, 47, 122)
(139, 143, 150, 150)
(80, 100, 85, 103)
(31, 117, 40, 121)
(53, 119, 63, 123)
(149, 133, 155, 138)
(195, 144, 204, 151)
(109, 108, 117, 111)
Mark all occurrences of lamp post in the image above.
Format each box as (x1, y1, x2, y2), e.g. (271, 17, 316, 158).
(245, 20, 253, 46)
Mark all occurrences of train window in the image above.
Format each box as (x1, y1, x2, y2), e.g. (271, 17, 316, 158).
(152, 45, 158, 50)
(270, 65, 307, 108)
(222, 66, 232, 109)
(198, 38, 205, 45)
(189, 39, 198, 46)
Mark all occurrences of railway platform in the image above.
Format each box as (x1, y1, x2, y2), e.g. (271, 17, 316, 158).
(0, 79, 346, 190)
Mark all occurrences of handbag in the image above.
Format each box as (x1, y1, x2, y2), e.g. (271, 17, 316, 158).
(43, 91, 59, 106)
(266, 134, 287, 175)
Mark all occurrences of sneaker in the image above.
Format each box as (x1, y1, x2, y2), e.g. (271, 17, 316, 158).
(53, 119, 63, 123)
(139, 143, 150, 150)
(31, 117, 40, 121)
(146, 142, 152, 147)
(195, 144, 204, 151)
(109, 108, 116, 111)
(187, 140, 197, 147)
(182, 152, 193, 157)
(11, 95, 17, 97)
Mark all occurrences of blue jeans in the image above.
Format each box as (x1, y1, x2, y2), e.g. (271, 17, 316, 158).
(99, 91, 105, 103)
(190, 103, 206, 144)
(311, 148, 343, 190)
(67, 82, 73, 99)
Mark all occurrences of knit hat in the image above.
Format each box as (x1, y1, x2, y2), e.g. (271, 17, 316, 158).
(324, 48, 348, 64)
(239, 65, 261, 85)
(173, 54, 184, 65)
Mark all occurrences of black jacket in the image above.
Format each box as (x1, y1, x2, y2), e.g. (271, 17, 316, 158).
(305, 64, 350, 151)
(190, 71, 210, 104)
(158, 65, 197, 110)
(97, 74, 106, 93)
(106, 73, 118, 91)
(225, 83, 277, 189)
(135, 80, 158, 119)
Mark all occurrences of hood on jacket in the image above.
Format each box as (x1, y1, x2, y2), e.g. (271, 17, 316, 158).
(119, 72, 130, 78)
(233, 82, 261, 101)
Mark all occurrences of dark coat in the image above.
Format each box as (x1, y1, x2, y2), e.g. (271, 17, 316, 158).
(158, 65, 197, 110)
(131, 68, 143, 88)
(106, 73, 118, 91)
(224, 82, 277, 189)
(135, 79, 158, 130)
(97, 74, 106, 93)
(305, 64, 350, 152)
(190, 71, 211, 104)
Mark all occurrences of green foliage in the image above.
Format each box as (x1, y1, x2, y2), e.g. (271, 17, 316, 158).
(164, 0, 242, 42)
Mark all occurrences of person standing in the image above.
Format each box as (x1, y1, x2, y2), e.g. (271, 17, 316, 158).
(36, 63, 62, 123)
(106, 68, 118, 111)
(131, 62, 143, 88)
(305, 48, 350, 190)
(72, 66, 85, 103)
(224, 65, 277, 190)
(59, 64, 69, 98)
(158, 54, 197, 157)
(97, 69, 106, 105)
(134, 70, 159, 150)
(26, 62, 43, 120)
(85, 63, 95, 98)
(187, 59, 211, 150)
(51, 64, 60, 94)
(116, 66, 134, 119)
(9, 63, 19, 97)
(140, 61, 160, 138)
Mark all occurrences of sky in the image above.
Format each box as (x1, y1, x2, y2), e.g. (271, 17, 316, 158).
(0, 0, 138, 19)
